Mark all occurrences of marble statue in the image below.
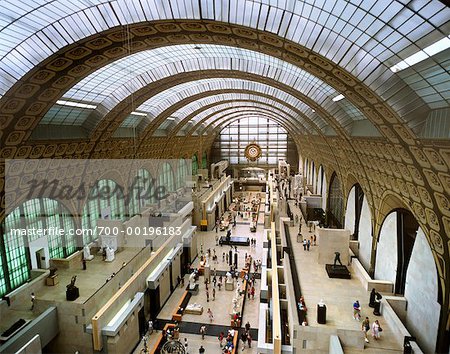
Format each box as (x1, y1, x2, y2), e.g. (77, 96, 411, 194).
(83, 245, 94, 261)
(105, 246, 115, 262)
(235, 286, 241, 299)
(226, 271, 233, 283)
(204, 253, 210, 267)
(232, 297, 238, 311)
(189, 272, 196, 290)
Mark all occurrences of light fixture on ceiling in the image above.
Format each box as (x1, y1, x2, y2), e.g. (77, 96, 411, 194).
(56, 100, 97, 109)
(332, 94, 345, 102)
(167, 117, 176, 121)
(390, 35, 450, 73)
(130, 111, 147, 116)
(311, 109, 316, 113)
(194, 46, 202, 50)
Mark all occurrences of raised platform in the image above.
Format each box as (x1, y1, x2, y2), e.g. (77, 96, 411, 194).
(325, 264, 351, 279)
(219, 236, 250, 246)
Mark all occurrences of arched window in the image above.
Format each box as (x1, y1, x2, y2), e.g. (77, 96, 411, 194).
(82, 179, 126, 244)
(177, 159, 188, 189)
(202, 151, 207, 169)
(192, 154, 198, 175)
(2, 198, 76, 297)
(128, 169, 155, 217)
(158, 162, 175, 193)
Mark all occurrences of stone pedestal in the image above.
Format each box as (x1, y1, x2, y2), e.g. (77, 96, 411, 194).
(46, 275, 59, 286)
(225, 280, 234, 291)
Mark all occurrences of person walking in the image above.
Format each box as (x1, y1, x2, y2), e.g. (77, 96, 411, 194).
(200, 325, 206, 340)
(372, 320, 381, 340)
(148, 319, 153, 335)
(303, 239, 307, 251)
(212, 288, 216, 301)
(206, 289, 209, 302)
(245, 321, 251, 332)
(247, 332, 252, 348)
(199, 345, 205, 353)
(207, 308, 214, 322)
(30, 292, 35, 310)
(353, 300, 361, 321)
(251, 286, 255, 299)
(362, 317, 370, 343)
(240, 331, 247, 350)
(307, 239, 311, 251)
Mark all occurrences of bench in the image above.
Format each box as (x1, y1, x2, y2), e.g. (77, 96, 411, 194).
(172, 291, 191, 321)
(50, 251, 82, 270)
(149, 323, 175, 354)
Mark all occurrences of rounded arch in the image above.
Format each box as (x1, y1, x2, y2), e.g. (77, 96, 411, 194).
(2, 198, 76, 297)
(176, 159, 189, 189)
(344, 183, 365, 239)
(158, 162, 175, 193)
(191, 154, 199, 176)
(327, 172, 345, 229)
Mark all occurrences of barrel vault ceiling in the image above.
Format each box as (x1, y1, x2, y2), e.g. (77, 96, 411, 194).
(0, 2, 449, 346)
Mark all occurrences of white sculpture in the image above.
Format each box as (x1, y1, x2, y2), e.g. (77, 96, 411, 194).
(235, 286, 241, 299)
(232, 297, 238, 311)
(226, 271, 233, 283)
(204, 253, 210, 267)
(105, 247, 115, 262)
(189, 272, 196, 290)
(83, 245, 94, 261)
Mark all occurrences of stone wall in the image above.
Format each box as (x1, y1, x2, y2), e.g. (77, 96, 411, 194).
(374, 212, 397, 284)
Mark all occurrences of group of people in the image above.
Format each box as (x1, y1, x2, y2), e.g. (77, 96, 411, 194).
(353, 300, 383, 342)
(253, 259, 262, 272)
(302, 235, 317, 251)
(249, 238, 257, 247)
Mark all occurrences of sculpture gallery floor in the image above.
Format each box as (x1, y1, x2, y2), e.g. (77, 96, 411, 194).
(287, 201, 403, 353)
(134, 211, 265, 353)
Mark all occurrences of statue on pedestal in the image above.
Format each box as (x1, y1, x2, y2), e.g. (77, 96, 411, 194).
(83, 245, 94, 261)
(226, 271, 233, 283)
(105, 247, 115, 262)
(189, 272, 196, 290)
(232, 297, 238, 311)
(333, 252, 342, 267)
(66, 275, 79, 301)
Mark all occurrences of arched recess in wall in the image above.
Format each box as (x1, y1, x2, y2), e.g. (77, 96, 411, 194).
(375, 208, 440, 354)
(317, 165, 327, 211)
(310, 161, 316, 192)
(128, 168, 156, 217)
(82, 179, 126, 245)
(177, 159, 189, 189)
(344, 184, 364, 240)
(375, 208, 419, 294)
(327, 172, 344, 229)
(158, 162, 175, 193)
(201, 151, 207, 169)
(192, 154, 199, 176)
(1, 198, 76, 297)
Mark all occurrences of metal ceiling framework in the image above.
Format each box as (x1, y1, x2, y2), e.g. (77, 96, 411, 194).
(0, 4, 449, 351)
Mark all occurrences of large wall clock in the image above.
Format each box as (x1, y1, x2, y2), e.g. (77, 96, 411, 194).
(244, 143, 262, 162)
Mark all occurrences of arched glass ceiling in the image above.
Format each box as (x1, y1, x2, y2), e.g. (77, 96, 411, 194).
(171, 101, 314, 135)
(40, 44, 365, 133)
(195, 110, 302, 136)
(156, 93, 323, 132)
(176, 106, 306, 136)
(0, 0, 448, 108)
(119, 78, 319, 129)
(132, 79, 327, 131)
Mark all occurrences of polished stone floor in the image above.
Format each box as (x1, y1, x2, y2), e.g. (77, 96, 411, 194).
(287, 200, 403, 353)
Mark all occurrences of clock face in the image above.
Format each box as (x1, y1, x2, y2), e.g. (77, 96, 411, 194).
(244, 143, 262, 161)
